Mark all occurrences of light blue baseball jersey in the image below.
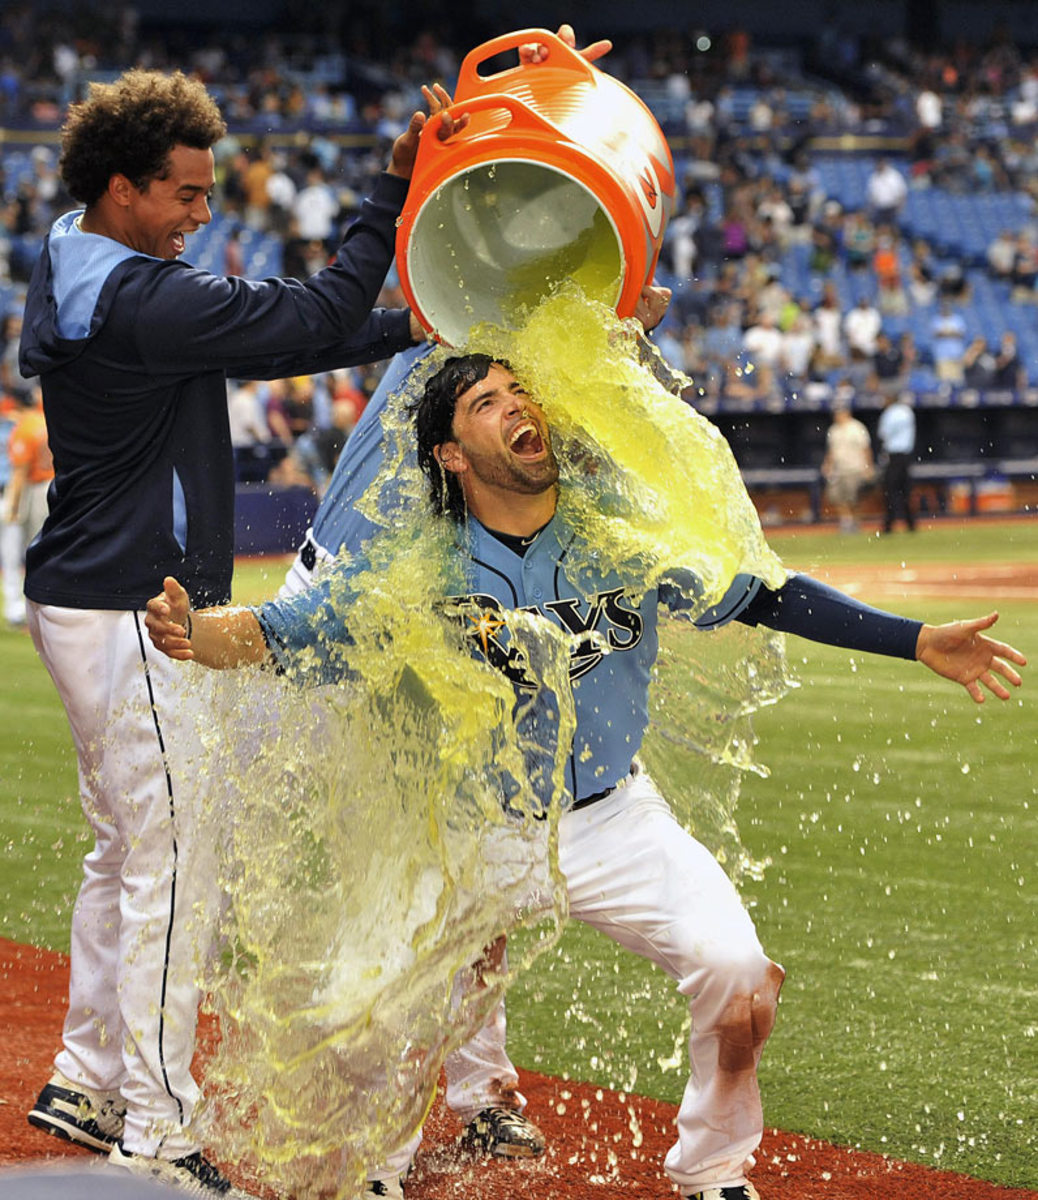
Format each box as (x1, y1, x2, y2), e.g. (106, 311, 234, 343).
(877, 400, 916, 454)
(308, 342, 437, 558)
(260, 385, 761, 801)
(438, 515, 759, 801)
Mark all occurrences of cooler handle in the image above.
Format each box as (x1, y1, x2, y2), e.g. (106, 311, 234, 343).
(456, 27, 596, 96)
(424, 92, 564, 148)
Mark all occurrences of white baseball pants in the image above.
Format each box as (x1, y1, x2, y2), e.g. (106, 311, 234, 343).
(443, 768, 781, 1191)
(554, 772, 782, 1191)
(28, 601, 216, 1158)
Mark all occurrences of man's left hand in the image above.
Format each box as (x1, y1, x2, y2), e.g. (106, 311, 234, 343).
(916, 611, 1027, 703)
(388, 83, 471, 179)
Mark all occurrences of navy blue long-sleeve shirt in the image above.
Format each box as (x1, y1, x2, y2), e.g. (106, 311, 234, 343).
(19, 171, 414, 610)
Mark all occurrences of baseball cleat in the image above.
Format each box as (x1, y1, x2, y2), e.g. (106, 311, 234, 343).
(459, 1106, 546, 1158)
(684, 1185, 761, 1200)
(109, 1142, 249, 1197)
(365, 1179, 405, 1198)
(27, 1070, 126, 1153)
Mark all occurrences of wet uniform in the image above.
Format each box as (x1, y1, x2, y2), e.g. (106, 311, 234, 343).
(263, 351, 921, 1193)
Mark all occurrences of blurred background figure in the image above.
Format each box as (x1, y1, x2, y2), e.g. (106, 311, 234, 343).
(993, 331, 1026, 390)
(865, 157, 908, 228)
(930, 301, 968, 384)
(227, 378, 275, 483)
(821, 401, 875, 532)
(877, 391, 918, 533)
(2, 384, 51, 625)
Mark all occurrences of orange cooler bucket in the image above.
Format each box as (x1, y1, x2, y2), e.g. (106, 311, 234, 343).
(396, 28, 676, 346)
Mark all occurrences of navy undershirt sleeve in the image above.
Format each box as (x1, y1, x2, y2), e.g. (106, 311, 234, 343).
(737, 573, 923, 660)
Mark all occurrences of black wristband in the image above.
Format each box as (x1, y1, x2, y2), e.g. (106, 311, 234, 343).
(184, 611, 193, 640)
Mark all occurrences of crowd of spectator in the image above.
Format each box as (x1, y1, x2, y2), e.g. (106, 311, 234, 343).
(227, 359, 381, 492)
(652, 146, 1032, 407)
(1, 8, 1037, 494)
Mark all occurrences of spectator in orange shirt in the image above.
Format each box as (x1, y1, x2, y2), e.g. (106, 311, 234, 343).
(2, 385, 52, 625)
(241, 140, 275, 230)
(873, 233, 908, 314)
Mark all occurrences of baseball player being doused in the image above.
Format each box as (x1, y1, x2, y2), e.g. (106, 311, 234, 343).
(145, 345, 1025, 1200)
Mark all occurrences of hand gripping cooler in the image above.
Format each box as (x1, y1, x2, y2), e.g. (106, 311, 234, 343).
(395, 28, 676, 346)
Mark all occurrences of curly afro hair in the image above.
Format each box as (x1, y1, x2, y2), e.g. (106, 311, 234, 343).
(60, 69, 226, 206)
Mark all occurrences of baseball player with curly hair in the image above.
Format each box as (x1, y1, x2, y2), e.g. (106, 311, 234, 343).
(18, 66, 460, 1195)
(145, 351, 1025, 1200)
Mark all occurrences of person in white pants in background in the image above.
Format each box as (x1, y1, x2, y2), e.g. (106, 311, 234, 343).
(1, 386, 51, 626)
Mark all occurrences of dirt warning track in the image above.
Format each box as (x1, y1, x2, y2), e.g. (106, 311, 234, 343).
(808, 560, 1038, 603)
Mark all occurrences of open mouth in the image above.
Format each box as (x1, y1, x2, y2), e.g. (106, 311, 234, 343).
(170, 232, 186, 257)
(508, 419, 545, 458)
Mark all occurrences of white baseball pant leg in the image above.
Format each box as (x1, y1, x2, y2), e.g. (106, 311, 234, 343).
(28, 602, 216, 1158)
(365, 1130, 423, 1188)
(440, 809, 557, 1125)
(444, 960, 526, 1123)
(559, 772, 784, 1194)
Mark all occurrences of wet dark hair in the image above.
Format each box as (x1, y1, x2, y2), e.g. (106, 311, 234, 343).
(413, 353, 506, 523)
(60, 69, 226, 206)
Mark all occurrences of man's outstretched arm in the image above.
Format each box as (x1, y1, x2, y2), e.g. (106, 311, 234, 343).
(740, 574, 1026, 705)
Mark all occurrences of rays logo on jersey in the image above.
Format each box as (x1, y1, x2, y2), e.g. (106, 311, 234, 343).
(443, 589, 644, 690)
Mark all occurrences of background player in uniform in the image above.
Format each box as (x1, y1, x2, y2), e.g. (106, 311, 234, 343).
(145, 354, 1025, 1200)
(18, 66, 459, 1195)
(821, 400, 875, 533)
(877, 389, 918, 532)
(1, 384, 51, 626)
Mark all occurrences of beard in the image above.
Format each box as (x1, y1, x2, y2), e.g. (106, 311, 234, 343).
(465, 441, 560, 497)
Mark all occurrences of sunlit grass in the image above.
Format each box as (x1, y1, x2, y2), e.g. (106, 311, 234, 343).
(507, 593, 1036, 1186)
(766, 515, 1036, 570)
(2, 524, 1034, 1184)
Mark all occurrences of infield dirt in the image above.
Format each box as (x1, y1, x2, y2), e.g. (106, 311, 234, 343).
(2, 938, 1035, 1200)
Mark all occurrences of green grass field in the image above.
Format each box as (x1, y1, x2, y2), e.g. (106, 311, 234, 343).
(2, 521, 1035, 1186)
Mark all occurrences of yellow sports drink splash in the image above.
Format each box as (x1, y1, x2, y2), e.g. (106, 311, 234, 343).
(185, 32, 795, 1198)
(464, 291, 793, 876)
(187, 292, 792, 1198)
(187, 537, 577, 1198)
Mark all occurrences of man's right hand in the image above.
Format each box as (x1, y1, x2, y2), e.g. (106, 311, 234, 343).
(145, 577, 270, 670)
(388, 83, 471, 179)
(145, 576, 194, 660)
